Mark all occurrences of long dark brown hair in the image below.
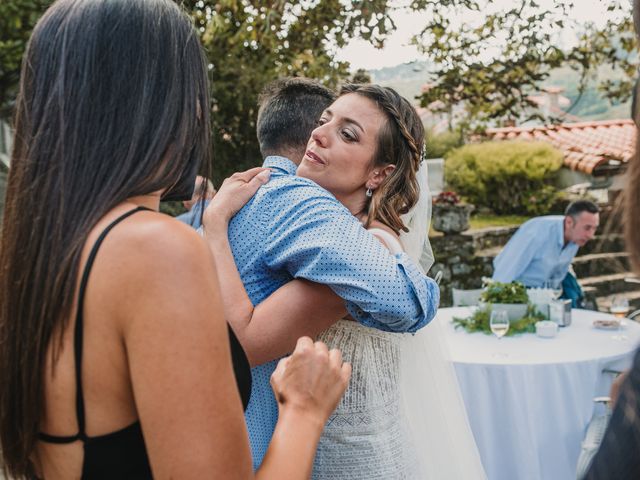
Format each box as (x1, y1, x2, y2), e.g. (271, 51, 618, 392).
(630, 0, 640, 275)
(339, 84, 424, 234)
(0, 0, 210, 476)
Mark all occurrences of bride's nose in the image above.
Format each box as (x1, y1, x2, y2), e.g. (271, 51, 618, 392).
(311, 125, 328, 147)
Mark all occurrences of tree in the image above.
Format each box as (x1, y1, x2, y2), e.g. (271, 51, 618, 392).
(184, 0, 397, 181)
(1, 0, 637, 177)
(0, 0, 397, 181)
(409, 0, 637, 131)
(0, 0, 51, 120)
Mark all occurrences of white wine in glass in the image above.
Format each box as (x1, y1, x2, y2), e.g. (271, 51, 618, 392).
(490, 310, 509, 339)
(610, 296, 630, 319)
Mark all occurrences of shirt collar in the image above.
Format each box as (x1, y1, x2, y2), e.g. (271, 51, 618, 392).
(556, 216, 567, 248)
(263, 155, 298, 175)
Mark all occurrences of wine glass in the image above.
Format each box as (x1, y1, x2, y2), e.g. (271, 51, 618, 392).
(544, 280, 563, 300)
(490, 310, 509, 339)
(610, 295, 630, 319)
(610, 296, 630, 340)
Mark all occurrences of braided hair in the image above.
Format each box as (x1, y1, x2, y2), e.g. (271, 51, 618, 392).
(339, 84, 424, 234)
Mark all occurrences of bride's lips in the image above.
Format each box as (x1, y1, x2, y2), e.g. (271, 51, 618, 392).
(304, 150, 326, 165)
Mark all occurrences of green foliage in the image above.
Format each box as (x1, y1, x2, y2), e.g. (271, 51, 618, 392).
(424, 130, 463, 159)
(186, 0, 396, 183)
(0, 0, 396, 182)
(468, 214, 529, 230)
(351, 68, 372, 84)
(480, 281, 528, 304)
(0, 0, 52, 119)
(452, 304, 544, 336)
(159, 201, 187, 218)
(411, 0, 637, 129)
(445, 140, 563, 215)
(1, 0, 637, 181)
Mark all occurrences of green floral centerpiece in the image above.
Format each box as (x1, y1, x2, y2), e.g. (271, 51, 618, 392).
(453, 281, 545, 335)
(481, 280, 528, 320)
(480, 281, 528, 304)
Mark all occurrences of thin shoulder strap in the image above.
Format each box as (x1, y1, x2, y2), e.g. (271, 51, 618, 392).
(74, 206, 152, 440)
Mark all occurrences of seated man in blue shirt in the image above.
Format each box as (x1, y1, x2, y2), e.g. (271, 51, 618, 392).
(203, 77, 440, 468)
(176, 175, 215, 226)
(492, 200, 600, 304)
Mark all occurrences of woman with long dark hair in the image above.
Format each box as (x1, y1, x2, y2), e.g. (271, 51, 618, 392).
(581, 3, 640, 478)
(0, 0, 350, 478)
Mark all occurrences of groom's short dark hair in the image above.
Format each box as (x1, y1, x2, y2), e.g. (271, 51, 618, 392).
(257, 77, 335, 160)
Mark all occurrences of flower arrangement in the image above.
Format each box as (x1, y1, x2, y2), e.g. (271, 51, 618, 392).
(452, 305, 544, 336)
(433, 190, 461, 205)
(480, 280, 529, 304)
(453, 280, 545, 335)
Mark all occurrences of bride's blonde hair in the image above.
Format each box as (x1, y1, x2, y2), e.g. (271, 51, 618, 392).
(339, 84, 424, 234)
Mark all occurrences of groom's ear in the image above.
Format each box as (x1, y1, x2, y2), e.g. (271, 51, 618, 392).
(368, 164, 396, 189)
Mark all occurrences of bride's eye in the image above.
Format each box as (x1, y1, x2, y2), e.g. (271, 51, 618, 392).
(341, 129, 357, 142)
(317, 117, 328, 126)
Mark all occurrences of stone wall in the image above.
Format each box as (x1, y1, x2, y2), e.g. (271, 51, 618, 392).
(430, 199, 624, 307)
(429, 226, 518, 307)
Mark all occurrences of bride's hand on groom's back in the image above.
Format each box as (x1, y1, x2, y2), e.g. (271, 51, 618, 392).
(271, 337, 351, 424)
(203, 167, 271, 227)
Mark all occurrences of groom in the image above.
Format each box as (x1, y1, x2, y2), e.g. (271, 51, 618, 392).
(207, 78, 440, 468)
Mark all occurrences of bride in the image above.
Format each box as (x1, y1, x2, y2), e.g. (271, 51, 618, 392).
(208, 84, 486, 478)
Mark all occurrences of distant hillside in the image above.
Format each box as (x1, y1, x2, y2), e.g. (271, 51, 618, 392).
(543, 65, 632, 121)
(368, 61, 430, 104)
(367, 61, 632, 122)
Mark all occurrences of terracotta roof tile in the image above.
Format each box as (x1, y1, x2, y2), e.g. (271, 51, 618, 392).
(485, 119, 636, 174)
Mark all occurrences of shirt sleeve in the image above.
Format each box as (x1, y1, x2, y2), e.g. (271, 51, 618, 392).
(259, 183, 439, 333)
(492, 224, 539, 283)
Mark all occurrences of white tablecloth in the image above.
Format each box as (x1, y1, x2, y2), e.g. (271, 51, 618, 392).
(437, 307, 640, 480)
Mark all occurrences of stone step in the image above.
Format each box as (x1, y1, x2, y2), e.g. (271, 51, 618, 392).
(572, 252, 631, 277)
(470, 226, 519, 252)
(595, 290, 640, 313)
(579, 273, 640, 297)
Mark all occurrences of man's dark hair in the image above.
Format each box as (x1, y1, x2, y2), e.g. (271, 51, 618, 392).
(565, 200, 600, 219)
(256, 77, 335, 159)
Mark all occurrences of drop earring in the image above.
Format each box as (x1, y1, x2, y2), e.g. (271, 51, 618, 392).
(366, 187, 373, 197)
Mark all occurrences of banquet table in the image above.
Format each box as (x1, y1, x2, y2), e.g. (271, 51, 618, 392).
(437, 307, 640, 480)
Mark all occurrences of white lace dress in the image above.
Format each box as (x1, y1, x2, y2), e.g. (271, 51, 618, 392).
(314, 319, 420, 479)
(313, 228, 486, 480)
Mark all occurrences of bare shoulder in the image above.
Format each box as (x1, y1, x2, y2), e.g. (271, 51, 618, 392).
(367, 220, 403, 253)
(104, 211, 212, 271)
(87, 210, 219, 324)
(368, 220, 399, 239)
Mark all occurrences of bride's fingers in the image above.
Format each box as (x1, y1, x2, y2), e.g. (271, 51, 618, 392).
(232, 167, 271, 183)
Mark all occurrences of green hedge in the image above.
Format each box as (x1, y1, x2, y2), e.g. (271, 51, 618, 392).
(425, 130, 463, 159)
(445, 140, 563, 215)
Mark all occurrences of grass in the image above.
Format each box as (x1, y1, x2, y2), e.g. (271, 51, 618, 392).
(468, 214, 530, 230)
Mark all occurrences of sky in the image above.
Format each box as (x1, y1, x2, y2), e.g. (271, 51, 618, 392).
(337, 0, 626, 71)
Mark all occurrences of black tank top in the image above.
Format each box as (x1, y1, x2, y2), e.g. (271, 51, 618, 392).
(38, 207, 252, 478)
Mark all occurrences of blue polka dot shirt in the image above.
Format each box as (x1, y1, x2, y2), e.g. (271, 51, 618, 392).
(227, 156, 440, 469)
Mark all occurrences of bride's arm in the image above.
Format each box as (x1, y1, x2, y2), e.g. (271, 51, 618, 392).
(202, 171, 347, 366)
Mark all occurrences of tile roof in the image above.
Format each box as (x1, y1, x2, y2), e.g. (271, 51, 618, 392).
(485, 119, 636, 175)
